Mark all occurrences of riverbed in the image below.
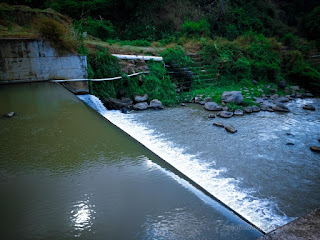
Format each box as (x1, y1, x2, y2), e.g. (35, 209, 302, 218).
(79, 94, 320, 233)
(0, 83, 262, 239)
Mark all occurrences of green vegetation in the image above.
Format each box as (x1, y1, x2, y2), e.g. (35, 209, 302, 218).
(1, 0, 320, 105)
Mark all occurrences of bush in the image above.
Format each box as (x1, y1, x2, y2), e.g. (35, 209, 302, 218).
(306, 6, 320, 40)
(34, 16, 76, 54)
(180, 19, 210, 38)
(161, 46, 193, 68)
(75, 16, 114, 41)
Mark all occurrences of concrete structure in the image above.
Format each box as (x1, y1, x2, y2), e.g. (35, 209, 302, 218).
(259, 208, 320, 240)
(0, 38, 88, 94)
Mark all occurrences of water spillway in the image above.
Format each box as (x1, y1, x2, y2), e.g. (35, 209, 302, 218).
(78, 94, 320, 233)
(0, 83, 262, 239)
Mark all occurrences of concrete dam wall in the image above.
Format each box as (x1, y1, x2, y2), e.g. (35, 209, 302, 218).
(0, 38, 88, 93)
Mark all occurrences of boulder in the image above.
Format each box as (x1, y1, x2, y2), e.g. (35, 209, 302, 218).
(204, 102, 222, 111)
(194, 96, 202, 104)
(134, 94, 148, 103)
(303, 105, 315, 111)
(181, 103, 186, 107)
(104, 98, 133, 110)
(273, 103, 290, 112)
(310, 146, 320, 153)
(291, 86, 300, 91)
(304, 93, 314, 98)
(279, 80, 287, 89)
(204, 97, 212, 103)
(149, 99, 164, 109)
(208, 114, 216, 118)
(225, 125, 237, 133)
(217, 111, 233, 118)
(234, 109, 244, 116)
(260, 102, 274, 111)
(252, 106, 261, 112)
(221, 91, 244, 105)
(3, 112, 15, 117)
(133, 102, 148, 110)
(213, 122, 225, 128)
(244, 107, 253, 113)
(199, 101, 206, 105)
(276, 96, 289, 103)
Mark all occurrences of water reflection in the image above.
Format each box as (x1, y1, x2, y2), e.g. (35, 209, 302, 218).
(70, 194, 95, 236)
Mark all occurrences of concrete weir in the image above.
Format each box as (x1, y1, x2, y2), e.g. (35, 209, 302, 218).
(0, 38, 88, 94)
(260, 208, 320, 240)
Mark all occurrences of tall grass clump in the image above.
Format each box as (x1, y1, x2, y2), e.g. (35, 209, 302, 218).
(33, 16, 76, 54)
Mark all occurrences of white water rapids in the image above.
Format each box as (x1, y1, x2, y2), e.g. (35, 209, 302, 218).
(78, 94, 295, 233)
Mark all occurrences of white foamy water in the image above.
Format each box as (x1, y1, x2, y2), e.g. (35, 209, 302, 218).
(78, 94, 294, 232)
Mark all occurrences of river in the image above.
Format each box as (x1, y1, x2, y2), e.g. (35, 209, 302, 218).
(78, 94, 320, 233)
(0, 82, 262, 240)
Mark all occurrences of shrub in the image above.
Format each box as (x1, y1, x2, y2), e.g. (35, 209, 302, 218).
(75, 16, 114, 41)
(34, 16, 76, 54)
(180, 19, 210, 38)
(306, 6, 320, 40)
(161, 46, 193, 68)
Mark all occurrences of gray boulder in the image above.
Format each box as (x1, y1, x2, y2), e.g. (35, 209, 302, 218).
(244, 107, 253, 113)
(217, 111, 233, 118)
(104, 98, 133, 110)
(276, 96, 289, 103)
(222, 91, 244, 105)
(204, 102, 222, 111)
(133, 102, 148, 110)
(3, 112, 15, 117)
(204, 97, 212, 103)
(234, 109, 244, 116)
(303, 105, 315, 111)
(194, 96, 202, 104)
(225, 125, 237, 133)
(310, 146, 320, 153)
(252, 106, 261, 112)
(213, 122, 225, 128)
(149, 99, 164, 109)
(273, 103, 290, 112)
(134, 94, 148, 103)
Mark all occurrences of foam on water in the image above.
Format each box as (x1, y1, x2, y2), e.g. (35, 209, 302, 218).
(78, 94, 294, 232)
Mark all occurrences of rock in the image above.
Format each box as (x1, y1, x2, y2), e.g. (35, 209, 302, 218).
(3, 112, 15, 117)
(252, 106, 260, 112)
(199, 101, 206, 105)
(279, 80, 287, 89)
(303, 105, 315, 111)
(134, 94, 148, 103)
(270, 94, 279, 100)
(208, 114, 216, 118)
(273, 103, 290, 112)
(260, 102, 274, 111)
(246, 96, 252, 99)
(287, 133, 294, 136)
(225, 125, 237, 133)
(234, 109, 244, 116)
(244, 107, 253, 113)
(217, 111, 233, 118)
(270, 88, 277, 93)
(221, 91, 244, 105)
(181, 103, 186, 107)
(204, 97, 212, 103)
(194, 96, 202, 104)
(291, 86, 300, 91)
(252, 80, 257, 85)
(276, 96, 289, 103)
(286, 143, 294, 146)
(121, 108, 128, 114)
(213, 122, 224, 128)
(222, 106, 229, 111)
(204, 102, 222, 111)
(133, 102, 148, 110)
(310, 146, 320, 153)
(149, 99, 164, 109)
(104, 98, 133, 110)
(304, 93, 314, 97)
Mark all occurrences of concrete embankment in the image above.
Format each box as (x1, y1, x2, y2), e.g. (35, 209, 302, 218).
(259, 208, 320, 240)
(0, 38, 88, 94)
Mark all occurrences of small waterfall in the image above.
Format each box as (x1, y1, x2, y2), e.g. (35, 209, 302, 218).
(78, 94, 293, 233)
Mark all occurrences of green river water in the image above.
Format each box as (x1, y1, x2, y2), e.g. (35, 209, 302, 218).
(0, 82, 262, 240)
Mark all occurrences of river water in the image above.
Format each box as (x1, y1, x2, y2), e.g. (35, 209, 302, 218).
(78, 94, 320, 233)
(0, 83, 262, 240)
